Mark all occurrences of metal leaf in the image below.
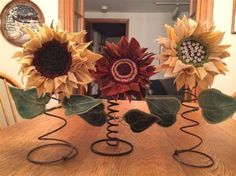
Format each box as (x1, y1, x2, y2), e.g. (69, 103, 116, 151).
(146, 96, 181, 127)
(79, 103, 107, 126)
(9, 87, 50, 119)
(63, 95, 103, 116)
(63, 95, 107, 126)
(199, 89, 236, 123)
(124, 109, 158, 133)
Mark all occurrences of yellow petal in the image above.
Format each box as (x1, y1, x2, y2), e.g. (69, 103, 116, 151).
(173, 60, 188, 73)
(185, 66, 196, 75)
(58, 75, 67, 83)
(164, 67, 176, 77)
(26, 75, 45, 88)
(54, 77, 63, 89)
(157, 37, 171, 48)
(43, 24, 54, 41)
(205, 31, 225, 47)
(24, 27, 36, 39)
(23, 38, 42, 51)
(85, 50, 103, 62)
(165, 25, 179, 44)
(68, 30, 87, 43)
(174, 72, 186, 90)
(75, 71, 92, 84)
(36, 85, 44, 97)
(68, 80, 78, 88)
(12, 51, 25, 58)
(212, 61, 228, 72)
(175, 21, 188, 39)
(188, 19, 198, 36)
(196, 67, 208, 80)
(44, 79, 54, 94)
(203, 62, 220, 73)
(22, 66, 36, 75)
(18, 58, 33, 65)
(186, 75, 196, 89)
(169, 57, 178, 67)
(68, 72, 79, 83)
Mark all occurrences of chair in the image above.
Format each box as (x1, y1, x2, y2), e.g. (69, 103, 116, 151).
(149, 78, 184, 101)
(0, 72, 21, 129)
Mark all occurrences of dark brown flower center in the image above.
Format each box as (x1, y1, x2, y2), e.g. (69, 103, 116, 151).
(116, 63, 132, 76)
(33, 40, 72, 79)
(111, 59, 137, 83)
(177, 37, 208, 67)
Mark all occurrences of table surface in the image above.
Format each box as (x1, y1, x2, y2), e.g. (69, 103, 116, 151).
(1, 100, 236, 176)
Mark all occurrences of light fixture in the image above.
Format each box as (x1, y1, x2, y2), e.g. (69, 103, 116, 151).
(101, 5, 108, 13)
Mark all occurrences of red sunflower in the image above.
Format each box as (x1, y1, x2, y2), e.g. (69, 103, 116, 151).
(92, 36, 156, 101)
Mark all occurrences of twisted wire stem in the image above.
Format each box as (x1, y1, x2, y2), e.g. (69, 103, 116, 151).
(172, 88, 214, 168)
(106, 99, 120, 146)
(27, 97, 78, 165)
(90, 99, 133, 156)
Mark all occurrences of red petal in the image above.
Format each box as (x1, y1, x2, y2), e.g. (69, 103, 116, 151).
(104, 42, 120, 58)
(129, 37, 142, 59)
(118, 36, 129, 58)
(140, 54, 155, 66)
(129, 82, 141, 92)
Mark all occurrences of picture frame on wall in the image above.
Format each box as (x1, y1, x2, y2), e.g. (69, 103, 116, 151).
(0, 0, 45, 47)
(232, 0, 236, 34)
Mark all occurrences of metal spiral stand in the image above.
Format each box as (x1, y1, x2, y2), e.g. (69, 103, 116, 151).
(90, 99, 133, 156)
(172, 87, 214, 168)
(27, 98, 78, 165)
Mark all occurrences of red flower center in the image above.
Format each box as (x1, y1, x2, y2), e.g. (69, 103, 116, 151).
(111, 59, 138, 83)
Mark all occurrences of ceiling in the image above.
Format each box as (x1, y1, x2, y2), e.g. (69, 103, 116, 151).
(84, 0, 190, 13)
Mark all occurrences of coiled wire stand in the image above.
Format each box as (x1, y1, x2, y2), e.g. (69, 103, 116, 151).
(172, 87, 214, 168)
(27, 97, 78, 164)
(90, 99, 133, 156)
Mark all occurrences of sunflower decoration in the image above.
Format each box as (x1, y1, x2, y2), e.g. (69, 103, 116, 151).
(156, 16, 230, 90)
(92, 36, 156, 101)
(12, 23, 102, 97)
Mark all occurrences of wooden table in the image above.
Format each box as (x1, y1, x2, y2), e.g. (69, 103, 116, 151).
(1, 100, 236, 176)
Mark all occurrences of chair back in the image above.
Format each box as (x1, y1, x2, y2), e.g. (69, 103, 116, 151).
(0, 72, 21, 129)
(150, 78, 184, 101)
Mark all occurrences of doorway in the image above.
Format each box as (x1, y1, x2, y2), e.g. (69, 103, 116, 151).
(85, 18, 129, 52)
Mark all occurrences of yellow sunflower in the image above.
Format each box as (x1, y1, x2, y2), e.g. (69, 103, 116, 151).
(156, 16, 230, 90)
(12, 24, 102, 97)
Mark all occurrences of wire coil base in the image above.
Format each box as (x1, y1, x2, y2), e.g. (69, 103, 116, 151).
(27, 101, 78, 165)
(90, 99, 133, 157)
(172, 88, 214, 168)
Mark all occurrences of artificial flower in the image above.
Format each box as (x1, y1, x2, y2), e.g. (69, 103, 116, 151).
(12, 24, 102, 97)
(92, 36, 155, 101)
(156, 16, 230, 90)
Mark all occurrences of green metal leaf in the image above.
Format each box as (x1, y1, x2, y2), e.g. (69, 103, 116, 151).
(124, 109, 158, 133)
(199, 89, 236, 123)
(9, 87, 50, 119)
(79, 103, 107, 126)
(146, 96, 181, 127)
(63, 95, 103, 116)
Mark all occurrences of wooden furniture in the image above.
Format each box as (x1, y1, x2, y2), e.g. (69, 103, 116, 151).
(0, 72, 21, 129)
(0, 100, 236, 175)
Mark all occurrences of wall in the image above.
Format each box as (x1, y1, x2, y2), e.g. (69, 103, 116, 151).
(0, 0, 58, 83)
(212, 0, 236, 119)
